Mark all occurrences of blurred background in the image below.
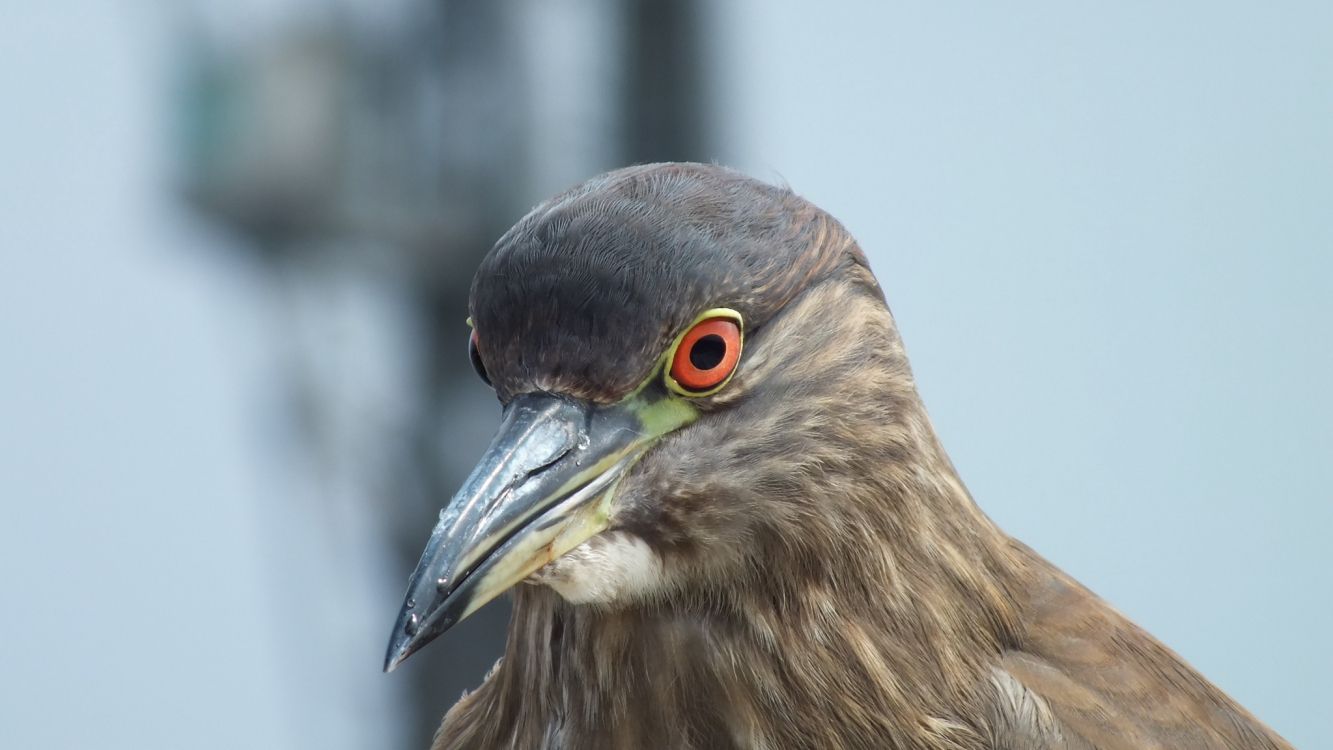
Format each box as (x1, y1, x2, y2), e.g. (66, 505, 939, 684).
(2, 1, 1329, 748)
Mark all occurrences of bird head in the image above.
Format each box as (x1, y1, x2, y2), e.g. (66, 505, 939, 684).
(385, 163, 926, 672)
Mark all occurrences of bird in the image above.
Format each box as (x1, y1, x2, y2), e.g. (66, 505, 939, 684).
(384, 162, 1294, 749)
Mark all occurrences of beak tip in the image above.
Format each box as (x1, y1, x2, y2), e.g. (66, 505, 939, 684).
(383, 631, 416, 673)
(384, 604, 448, 674)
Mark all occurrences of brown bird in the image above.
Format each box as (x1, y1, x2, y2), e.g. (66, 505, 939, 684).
(384, 162, 1293, 749)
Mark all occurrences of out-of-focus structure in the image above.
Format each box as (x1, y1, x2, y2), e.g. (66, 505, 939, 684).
(172, 1, 708, 746)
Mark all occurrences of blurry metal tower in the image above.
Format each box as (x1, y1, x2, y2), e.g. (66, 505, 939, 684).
(173, 0, 710, 747)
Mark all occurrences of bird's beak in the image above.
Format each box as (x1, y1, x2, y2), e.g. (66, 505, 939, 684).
(384, 390, 695, 672)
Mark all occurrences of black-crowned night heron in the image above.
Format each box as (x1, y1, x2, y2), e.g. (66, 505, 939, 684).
(384, 163, 1291, 749)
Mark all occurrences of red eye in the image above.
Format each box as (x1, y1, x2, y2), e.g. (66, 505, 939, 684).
(669, 317, 742, 393)
(468, 329, 492, 387)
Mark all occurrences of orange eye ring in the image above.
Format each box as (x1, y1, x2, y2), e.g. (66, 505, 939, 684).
(668, 315, 742, 394)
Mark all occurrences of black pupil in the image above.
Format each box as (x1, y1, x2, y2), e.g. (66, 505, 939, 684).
(689, 334, 727, 370)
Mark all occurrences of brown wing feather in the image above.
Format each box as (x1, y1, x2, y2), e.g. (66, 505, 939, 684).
(995, 542, 1292, 749)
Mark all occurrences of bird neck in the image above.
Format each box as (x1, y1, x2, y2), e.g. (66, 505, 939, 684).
(437, 452, 1023, 750)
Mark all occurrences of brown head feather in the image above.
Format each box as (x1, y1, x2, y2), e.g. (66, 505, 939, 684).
(470, 162, 866, 403)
